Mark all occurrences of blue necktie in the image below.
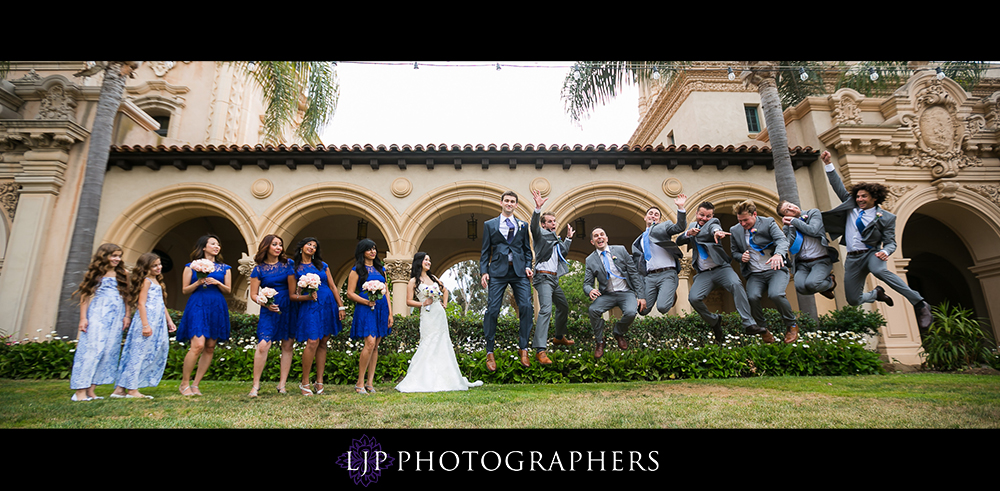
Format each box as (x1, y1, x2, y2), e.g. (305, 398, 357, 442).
(602, 251, 625, 279)
(643, 229, 652, 261)
(855, 210, 873, 249)
(505, 218, 514, 243)
(696, 243, 708, 260)
(790, 229, 804, 255)
(748, 229, 769, 255)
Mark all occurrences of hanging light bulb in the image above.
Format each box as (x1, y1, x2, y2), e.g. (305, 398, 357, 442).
(413, 62, 419, 70)
(727, 67, 735, 81)
(496, 63, 501, 71)
(869, 67, 878, 81)
(652, 66, 660, 80)
(799, 67, 808, 81)
(936, 66, 945, 80)
(573, 65, 581, 80)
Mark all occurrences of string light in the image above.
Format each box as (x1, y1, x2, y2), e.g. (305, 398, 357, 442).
(936, 66, 945, 80)
(799, 67, 808, 81)
(413, 62, 419, 70)
(727, 67, 735, 81)
(573, 65, 581, 80)
(869, 67, 879, 81)
(652, 67, 660, 80)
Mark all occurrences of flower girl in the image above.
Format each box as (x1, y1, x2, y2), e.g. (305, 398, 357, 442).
(111, 252, 176, 399)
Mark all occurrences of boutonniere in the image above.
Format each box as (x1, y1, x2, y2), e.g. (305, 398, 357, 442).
(876, 212, 883, 218)
(801, 215, 807, 220)
(751, 228, 758, 234)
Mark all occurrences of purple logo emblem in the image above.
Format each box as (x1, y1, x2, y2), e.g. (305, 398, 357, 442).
(336, 434, 395, 486)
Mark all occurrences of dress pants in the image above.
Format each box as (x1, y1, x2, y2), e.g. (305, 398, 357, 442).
(639, 269, 679, 316)
(483, 267, 533, 352)
(844, 250, 923, 306)
(688, 267, 755, 328)
(587, 290, 637, 342)
(745, 269, 796, 328)
(793, 257, 834, 296)
(532, 272, 568, 349)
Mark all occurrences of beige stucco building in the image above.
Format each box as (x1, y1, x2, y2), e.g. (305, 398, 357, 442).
(2, 61, 997, 365)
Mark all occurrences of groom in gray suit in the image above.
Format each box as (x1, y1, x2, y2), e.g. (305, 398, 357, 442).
(480, 190, 535, 371)
(583, 228, 645, 359)
(529, 189, 574, 365)
(820, 150, 932, 329)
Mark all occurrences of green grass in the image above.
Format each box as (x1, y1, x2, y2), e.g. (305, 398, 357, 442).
(2, 373, 998, 428)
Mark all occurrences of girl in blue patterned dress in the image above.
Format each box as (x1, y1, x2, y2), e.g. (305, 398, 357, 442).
(176, 235, 231, 396)
(248, 234, 298, 397)
(112, 252, 176, 399)
(346, 239, 393, 394)
(69, 243, 131, 402)
(292, 237, 346, 395)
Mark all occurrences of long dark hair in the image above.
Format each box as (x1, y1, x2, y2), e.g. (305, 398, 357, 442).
(253, 234, 286, 264)
(353, 239, 383, 290)
(190, 234, 224, 263)
(293, 237, 326, 272)
(127, 252, 166, 309)
(73, 243, 129, 304)
(409, 252, 440, 286)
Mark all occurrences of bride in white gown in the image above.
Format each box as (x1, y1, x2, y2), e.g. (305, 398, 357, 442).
(396, 253, 483, 393)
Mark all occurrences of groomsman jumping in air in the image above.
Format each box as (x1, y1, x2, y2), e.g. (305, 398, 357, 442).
(631, 194, 687, 317)
(529, 189, 575, 364)
(583, 228, 645, 359)
(777, 198, 838, 304)
(820, 150, 933, 329)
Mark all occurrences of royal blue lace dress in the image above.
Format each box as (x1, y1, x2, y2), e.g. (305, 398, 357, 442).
(350, 265, 391, 339)
(252, 260, 295, 343)
(176, 262, 231, 342)
(116, 279, 170, 390)
(70, 277, 127, 390)
(294, 261, 342, 342)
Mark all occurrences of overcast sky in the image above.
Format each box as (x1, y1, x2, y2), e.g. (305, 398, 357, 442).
(321, 61, 640, 147)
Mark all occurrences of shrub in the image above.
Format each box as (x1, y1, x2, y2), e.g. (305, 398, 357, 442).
(815, 305, 885, 336)
(921, 301, 996, 371)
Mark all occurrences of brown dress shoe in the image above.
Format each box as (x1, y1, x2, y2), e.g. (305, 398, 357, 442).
(761, 330, 776, 344)
(874, 286, 894, 307)
(614, 333, 628, 350)
(551, 336, 575, 346)
(518, 349, 531, 367)
(536, 351, 552, 365)
(819, 274, 836, 299)
(486, 353, 497, 372)
(783, 325, 799, 344)
(594, 342, 605, 359)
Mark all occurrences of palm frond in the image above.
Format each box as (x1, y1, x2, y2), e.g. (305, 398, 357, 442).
(561, 61, 678, 123)
(774, 61, 827, 109)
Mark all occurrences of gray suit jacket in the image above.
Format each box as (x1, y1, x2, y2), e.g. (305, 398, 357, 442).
(675, 218, 732, 273)
(530, 210, 572, 277)
(821, 169, 897, 255)
(583, 245, 643, 297)
(781, 207, 840, 266)
(480, 214, 532, 278)
(631, 210, 686, 274)
(729, 216, 789, 277)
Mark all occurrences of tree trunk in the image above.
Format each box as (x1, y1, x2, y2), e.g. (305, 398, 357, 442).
(55, 63, 128, 338)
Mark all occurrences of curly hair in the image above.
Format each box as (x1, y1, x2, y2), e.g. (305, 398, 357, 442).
(72, 243, 129, 305)
(127, 252, 166, 310)
(253, 234, 286, 265)
(850, 182, 889, 206)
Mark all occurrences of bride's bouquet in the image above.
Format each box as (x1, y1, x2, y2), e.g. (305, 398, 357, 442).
(257, 287, 280, 313)
(297, 273, 322, 298)
(417, 283, 441, 312)
(361, 280, 386, 311)
(190, 259, 215, 287)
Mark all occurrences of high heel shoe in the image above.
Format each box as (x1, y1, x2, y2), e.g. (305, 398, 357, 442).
(248, 385, 260, 398)
(299, 383, 314, 396)
(179, 385, 195, 396)
(313, 382, 324, 395)
(354, 385, 368, 395)
(191, 385, 202, 396)
(276, 385, 288, 394)
(364, 384, 376, 394)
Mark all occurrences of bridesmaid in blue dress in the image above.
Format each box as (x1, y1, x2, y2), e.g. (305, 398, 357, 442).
(248, 234, 298, 397)
(346, 239, 393, 395)
(176, 235, 231, 396)
(69, 243, 130, 402)
(112, 252, 176, 399)
(292, 237, 346, 396)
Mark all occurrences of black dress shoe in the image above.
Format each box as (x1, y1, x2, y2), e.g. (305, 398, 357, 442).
(744, 324, 767, 335)
(874, 286, 894, 307)
(710, 316, 725, 343)
(915, 301, 933, 330)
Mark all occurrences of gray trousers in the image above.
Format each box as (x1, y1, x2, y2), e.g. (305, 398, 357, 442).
(844, 250, 923, 306)
(588, 291, 637, 342)
(793, 257, 834, 296)
(532, 272, 568, 350)
(688, 266, 755, 328)
(746, 269, 796, 328)
(639, 269, 679, 316)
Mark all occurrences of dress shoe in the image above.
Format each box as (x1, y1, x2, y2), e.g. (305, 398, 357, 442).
(744, 324, 767, 335)
(551, 336, 575, 346)
(613, 333, 628, 350)
(915, 301, 933, 330)
(486, 352, 497, 372)
(761, 329, 776, 344)
(783, 325, 799, 344)
(594, 342, 605, 359)
(874, 286, 894, 307)
(820, 274, 836, 299)
(518, 349, 531, 367)
(536, 351, 552, 365)
(710, 316, 725, 344)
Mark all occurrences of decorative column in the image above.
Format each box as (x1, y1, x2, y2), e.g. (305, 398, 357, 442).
(872, 257, 924, 364)
(673, 252, 693, 316)
(969, 257, 1000, 345)
(383, 256, 412, 318)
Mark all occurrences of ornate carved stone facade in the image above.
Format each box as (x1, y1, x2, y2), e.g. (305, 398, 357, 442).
(896, 78, 985, 178)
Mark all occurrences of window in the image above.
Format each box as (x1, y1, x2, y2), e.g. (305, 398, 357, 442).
(745, 105, 761, 133)
(153, 115, 170, 137)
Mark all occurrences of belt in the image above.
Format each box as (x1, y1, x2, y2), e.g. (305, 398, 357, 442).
(699, 264, 725, 273)
(646, 267, 673, 274)
(798, 255, 829, 264)
(847, 250, 869, 256)
(536, 270, 557, 276)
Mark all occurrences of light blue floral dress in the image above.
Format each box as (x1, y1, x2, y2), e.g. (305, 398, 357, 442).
(116, 278, 170, 390)
(70, 277, 127, 390)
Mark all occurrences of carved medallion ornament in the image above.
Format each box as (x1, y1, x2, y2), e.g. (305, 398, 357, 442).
(0, 181, 19, 220)
(896, 79, 984, 178)
(831, 92, 863, 125)
(35, 85, 77, 122)
(149, 61, 175, 77)
(880, 185, 916, 212)
(383, 259, 411, 282)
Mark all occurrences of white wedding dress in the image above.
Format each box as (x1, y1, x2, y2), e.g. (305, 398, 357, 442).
(396, 283, 484, 393)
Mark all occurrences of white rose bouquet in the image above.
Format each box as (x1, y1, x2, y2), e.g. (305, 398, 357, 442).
(297, 273, 322, 298)
(361, 280, 386, 310)
(190, 258, 215, 288)
(257, 287, 280, 313)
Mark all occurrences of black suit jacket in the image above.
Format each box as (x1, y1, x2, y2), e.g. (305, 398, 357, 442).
(480, 214, 533, 278)
(676, 218, 731, 273)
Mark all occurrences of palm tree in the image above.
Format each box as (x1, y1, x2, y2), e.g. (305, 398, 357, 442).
(54, 61, 340, 337)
